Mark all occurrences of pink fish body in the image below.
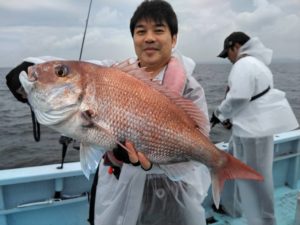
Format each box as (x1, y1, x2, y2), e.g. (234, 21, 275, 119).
(19, 60, 263, 207)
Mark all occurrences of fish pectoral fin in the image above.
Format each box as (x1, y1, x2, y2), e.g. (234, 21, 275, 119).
(81, 111, 132, 154)
(80, 142, 106, 179)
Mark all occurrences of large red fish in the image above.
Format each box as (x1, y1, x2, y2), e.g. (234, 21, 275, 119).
(19, 60, 263, 207)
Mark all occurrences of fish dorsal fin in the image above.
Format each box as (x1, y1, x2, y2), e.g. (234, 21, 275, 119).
(162, 57, 187, 95)
(157, 86, 210, 137)
(111, 58, 209, 136)
(163, 57, 209, 136)
(122, 70, 209, 137)
(111, 59, 150, 77)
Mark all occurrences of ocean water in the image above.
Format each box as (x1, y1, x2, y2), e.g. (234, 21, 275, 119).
(0, 62, 299, 170)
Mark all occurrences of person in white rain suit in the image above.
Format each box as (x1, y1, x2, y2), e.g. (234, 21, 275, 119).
(211, 31, 299, 225)
(88, 1, 211, 225)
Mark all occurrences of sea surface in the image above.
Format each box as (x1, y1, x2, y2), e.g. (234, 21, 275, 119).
(0, 62, 299, 169)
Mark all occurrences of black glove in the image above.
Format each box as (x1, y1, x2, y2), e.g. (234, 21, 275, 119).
(103, 143, 141, 180)
(6, 61, 34, 103)
(222, 119, 232, 130)
(113, 144, 141, 166)
(112, 144, 131, 164)
(210, 112, 221, 128)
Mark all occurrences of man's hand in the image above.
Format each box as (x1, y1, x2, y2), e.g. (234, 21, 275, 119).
(125, 141, 152, 171)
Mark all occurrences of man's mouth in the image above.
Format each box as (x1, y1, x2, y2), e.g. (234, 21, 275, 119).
(143, 47, 158, 54)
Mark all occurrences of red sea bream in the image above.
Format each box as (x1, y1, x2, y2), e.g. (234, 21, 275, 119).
(19, 60, 263, 207)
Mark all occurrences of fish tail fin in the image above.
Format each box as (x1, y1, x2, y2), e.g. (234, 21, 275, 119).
(211, 151, 264, 209)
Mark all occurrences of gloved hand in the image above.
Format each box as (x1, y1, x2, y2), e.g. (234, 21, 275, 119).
(6, 61, 34, 103)
(124, 141, 152, 171)
(210, 112, 221, 128)
(104, 140, 152, 179)
(111, 143, 134, 164)
(112, 141, 152, 170)
(222, 119, 232, 130)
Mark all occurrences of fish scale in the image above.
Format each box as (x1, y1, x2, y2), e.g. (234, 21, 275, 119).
(90, 76, 193, 162)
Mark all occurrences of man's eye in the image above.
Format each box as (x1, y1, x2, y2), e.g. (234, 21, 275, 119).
(136, 30, 145, 35)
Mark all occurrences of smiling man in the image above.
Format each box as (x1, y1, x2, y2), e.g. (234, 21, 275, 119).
(132, 19, 177, 77)
(89, 1, 211, 225)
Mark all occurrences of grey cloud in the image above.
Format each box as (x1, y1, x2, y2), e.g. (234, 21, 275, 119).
(0, 0, 299, 67)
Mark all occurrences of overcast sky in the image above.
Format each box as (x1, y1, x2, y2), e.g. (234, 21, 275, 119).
(0, 0, 299, 67)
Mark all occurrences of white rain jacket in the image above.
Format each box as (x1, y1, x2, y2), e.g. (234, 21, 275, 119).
(216, 37, 299, 138)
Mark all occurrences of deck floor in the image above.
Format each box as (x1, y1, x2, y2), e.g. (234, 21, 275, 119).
(210, 185, 299, 225)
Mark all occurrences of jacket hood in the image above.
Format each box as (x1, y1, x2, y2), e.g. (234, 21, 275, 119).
(238, 37, 273, 65)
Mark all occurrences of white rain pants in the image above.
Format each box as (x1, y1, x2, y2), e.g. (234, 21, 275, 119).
(232, 135, 276, 225)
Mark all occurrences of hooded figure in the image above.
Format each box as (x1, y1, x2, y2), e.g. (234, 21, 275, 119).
(212, 31, 299, 225)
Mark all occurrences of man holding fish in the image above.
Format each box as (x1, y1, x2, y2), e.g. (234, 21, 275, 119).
(88, 1, 212, 224)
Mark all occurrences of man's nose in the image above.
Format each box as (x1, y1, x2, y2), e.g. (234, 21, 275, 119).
(145, 31, 155, 42)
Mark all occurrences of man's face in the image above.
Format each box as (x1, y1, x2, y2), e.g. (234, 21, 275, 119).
(228, 44, 240, 64)
(133, 19, 177, 71)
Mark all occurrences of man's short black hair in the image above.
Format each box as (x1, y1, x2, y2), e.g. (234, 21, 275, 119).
(130, 0, 178, 37)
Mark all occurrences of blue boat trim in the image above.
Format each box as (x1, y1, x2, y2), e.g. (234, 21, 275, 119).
(1, 196, 87, 215)
(0, 162, 84, 186)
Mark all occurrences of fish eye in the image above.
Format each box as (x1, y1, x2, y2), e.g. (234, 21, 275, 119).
(55, 64, 69, 77)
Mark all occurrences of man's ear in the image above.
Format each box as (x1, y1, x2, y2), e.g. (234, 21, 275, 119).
(234, 43, 241, 51)
(172, 35, 177, 48)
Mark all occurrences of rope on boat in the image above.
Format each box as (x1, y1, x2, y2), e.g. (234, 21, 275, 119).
(28, 103, 40, 142)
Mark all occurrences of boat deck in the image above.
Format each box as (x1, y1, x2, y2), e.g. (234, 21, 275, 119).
(210, 182, 300, 225)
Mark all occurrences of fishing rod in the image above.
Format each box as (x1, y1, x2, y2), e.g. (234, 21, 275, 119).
(79, 0, 93, 60)
(58, 0, 93, 169)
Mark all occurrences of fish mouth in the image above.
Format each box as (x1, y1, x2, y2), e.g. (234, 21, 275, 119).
(19, 71, 35, 94)
(19, 65, 41, 95)
(27, 65, 38, 81)
(35, 103, 79, 126)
